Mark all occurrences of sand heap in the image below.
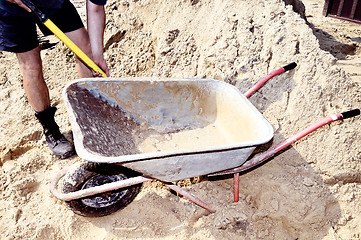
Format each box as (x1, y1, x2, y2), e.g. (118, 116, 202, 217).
(0, 0, 360, 239)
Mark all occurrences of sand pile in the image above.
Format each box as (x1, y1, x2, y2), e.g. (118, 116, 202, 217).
(0, 0, 360, 239)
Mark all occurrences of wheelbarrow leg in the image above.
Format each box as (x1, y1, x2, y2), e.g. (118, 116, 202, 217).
(234, 62, 297, 202)
(234, 173, 239, 202)
(166, 184, 216, 213)
(212, 109, 361, 204)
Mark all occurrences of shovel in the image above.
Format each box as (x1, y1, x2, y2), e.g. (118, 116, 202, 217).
(21, 0, 107, 77)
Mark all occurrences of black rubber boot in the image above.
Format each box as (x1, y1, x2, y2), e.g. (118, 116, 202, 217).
(35, 106, 75, 159)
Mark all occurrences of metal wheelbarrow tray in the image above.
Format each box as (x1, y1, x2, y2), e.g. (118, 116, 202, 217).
(63, 78, 274, 182)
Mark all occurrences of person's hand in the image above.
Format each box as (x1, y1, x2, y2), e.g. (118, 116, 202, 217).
(92, 56, 110, 77)
(6, 0, 31, 12)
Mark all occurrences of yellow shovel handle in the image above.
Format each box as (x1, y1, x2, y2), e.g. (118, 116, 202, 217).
(43, 19, 107, 77)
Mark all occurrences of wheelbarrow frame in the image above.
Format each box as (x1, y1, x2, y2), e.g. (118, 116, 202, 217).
(49, 63, 359, 214)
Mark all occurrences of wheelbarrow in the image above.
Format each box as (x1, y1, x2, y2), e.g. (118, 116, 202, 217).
(50, 63, 360, 217)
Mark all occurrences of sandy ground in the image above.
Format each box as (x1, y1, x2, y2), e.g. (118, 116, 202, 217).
(1, 0, 360, 239)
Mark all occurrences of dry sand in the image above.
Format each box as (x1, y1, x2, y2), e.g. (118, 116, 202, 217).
(1, 0, 360, 239)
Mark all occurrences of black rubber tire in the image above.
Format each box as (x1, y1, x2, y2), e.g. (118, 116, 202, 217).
(61, 162, 142, 217)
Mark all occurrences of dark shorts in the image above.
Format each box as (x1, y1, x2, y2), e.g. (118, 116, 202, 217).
(0, 0, 84, 53)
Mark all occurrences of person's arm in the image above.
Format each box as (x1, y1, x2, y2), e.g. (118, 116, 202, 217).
(86, 0, 110, 77)
(6, 0, 31, 12)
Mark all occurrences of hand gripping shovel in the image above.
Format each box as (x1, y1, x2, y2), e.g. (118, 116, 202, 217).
(21, 0, 107, 77)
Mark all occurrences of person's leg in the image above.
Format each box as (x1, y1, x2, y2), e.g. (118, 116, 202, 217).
(16, 46, 50, 112)
(65, 27, 94, 78)
(37, 0, 94, 78)
(1, 9, 75, 158)
(16, 44, 76, 158)
(16, 46, 75, 158)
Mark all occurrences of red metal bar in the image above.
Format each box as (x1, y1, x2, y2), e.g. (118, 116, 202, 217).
(337, 0, 345, 16)
(233, 62, 297, 202)
(210, 113, 351, 177)
(232, 63, 297, 201)
(244, 68, 285, 98)
(323, 0, 331, 16)
(350, 0, 358, 18)
(50, 166, 216, 212)
(50, 167, 152, 201)
(324, 0, 361, 24)
(244, 62, 296, 98)
(234, 173, 240, 202)
(166, 184, 216, 213)
(233, 63, 296, 202)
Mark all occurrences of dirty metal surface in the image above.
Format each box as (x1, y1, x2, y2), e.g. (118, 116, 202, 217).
(63, 78, 273, 181)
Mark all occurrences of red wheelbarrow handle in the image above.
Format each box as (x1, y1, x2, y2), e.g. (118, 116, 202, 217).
(244, 62, 297, 98)
(210, 109, 360, 177)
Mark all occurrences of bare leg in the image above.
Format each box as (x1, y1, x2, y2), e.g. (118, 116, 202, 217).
(16, 46, 50, 112)
(65, 27, 94, 78)
(16, 46, 75, 158)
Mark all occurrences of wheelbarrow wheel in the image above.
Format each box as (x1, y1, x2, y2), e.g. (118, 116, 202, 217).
(61, 162, 142, 217)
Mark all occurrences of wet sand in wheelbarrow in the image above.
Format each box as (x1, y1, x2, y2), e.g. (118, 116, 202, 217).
(64, 78, 273, 182)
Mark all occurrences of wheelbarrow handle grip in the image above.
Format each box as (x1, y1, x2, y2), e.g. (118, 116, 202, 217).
(282, 62, 297, 72)
(244, 62, 297, 98)
(21, 0, 47, 22)
(341, 109, 360, 119)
